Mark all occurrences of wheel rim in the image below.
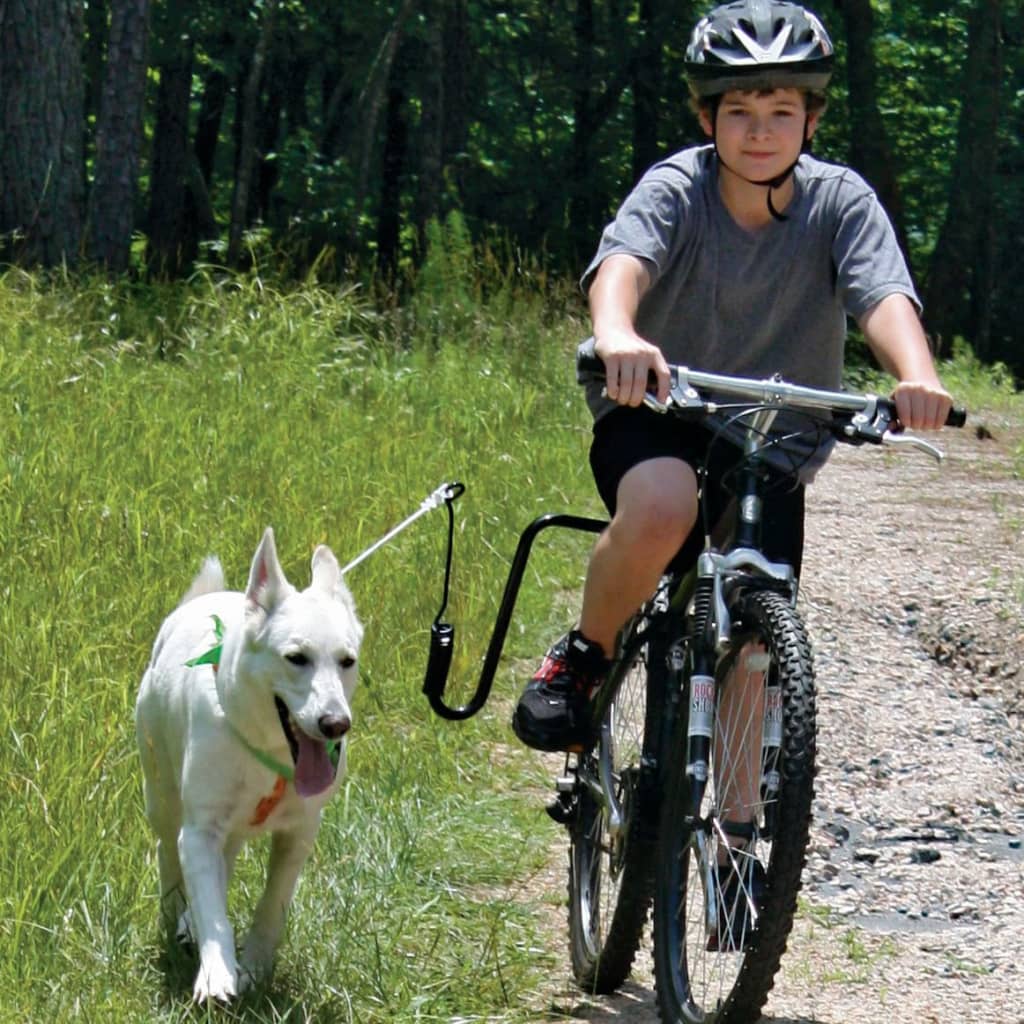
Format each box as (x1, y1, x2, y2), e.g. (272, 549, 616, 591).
(572, 645, 649, 962)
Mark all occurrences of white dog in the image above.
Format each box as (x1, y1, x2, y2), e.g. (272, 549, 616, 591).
(136, 527, 362, 1002)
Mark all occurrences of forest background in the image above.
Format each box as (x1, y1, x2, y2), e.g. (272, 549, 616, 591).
(0, 0, 1020, 374)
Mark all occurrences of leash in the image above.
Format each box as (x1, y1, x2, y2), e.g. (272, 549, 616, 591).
(339, 480, 465, 576)
(341, 479, 466, 710)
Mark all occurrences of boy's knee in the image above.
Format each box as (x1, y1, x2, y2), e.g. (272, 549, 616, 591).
(611, 484, 696, 556)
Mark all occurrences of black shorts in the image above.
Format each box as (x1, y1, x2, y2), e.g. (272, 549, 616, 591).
(589, 405, 805, 576)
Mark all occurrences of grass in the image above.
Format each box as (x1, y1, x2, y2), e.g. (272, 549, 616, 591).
(0, 263, 598, 1023)
(1, 257, 1020, 1022)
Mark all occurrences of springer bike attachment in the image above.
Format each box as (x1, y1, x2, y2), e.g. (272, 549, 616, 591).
(422, 507, 607, 721)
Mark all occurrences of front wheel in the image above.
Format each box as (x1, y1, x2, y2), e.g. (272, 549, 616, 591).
(652, 590, 816, 1024)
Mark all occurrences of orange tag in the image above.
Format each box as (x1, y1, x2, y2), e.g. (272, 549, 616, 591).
(250, 776, 287, 826)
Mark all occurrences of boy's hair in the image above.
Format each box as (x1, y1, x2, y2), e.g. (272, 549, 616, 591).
(688, 87, 828, 120)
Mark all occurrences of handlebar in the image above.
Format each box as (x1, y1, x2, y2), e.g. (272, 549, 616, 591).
(576, 351, 966, 462)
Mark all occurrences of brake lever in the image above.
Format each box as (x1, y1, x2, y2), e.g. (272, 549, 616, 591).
(881, 431, 945, 463)
(637, 367, 707, 415)
(840, 399, 945, 463)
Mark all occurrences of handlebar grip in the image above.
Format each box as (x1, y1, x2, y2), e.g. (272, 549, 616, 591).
(576, 350, 661, 393)
(946, 406, 967, 428)
(576, 351, 606, 382)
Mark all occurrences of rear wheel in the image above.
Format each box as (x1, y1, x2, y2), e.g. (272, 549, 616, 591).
(652, 590, 816, 1023)
(568, 624, 669, 993)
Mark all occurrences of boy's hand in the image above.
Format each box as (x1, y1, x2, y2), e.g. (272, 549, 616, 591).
(892, 380, 953, 432)
(595, 331, 671, 407)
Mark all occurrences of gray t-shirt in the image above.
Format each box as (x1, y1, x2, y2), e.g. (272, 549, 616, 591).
(581, 145, 920, 480)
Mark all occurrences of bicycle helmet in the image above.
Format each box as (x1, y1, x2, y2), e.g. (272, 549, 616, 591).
(685, 0, 834, 98)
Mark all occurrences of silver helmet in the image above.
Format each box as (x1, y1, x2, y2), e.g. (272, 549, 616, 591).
(685, 0, 834, 97)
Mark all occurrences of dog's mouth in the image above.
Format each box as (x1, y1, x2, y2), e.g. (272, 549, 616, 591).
(274, 696, 341, 798)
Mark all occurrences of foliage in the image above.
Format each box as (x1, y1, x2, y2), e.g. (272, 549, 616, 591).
(3, 0, 1022, 370)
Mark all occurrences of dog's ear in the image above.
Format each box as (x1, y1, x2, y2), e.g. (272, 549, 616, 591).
(245, 527, 290, 615)
(310, 544, 341, 595)
(312, 544, 361, 634)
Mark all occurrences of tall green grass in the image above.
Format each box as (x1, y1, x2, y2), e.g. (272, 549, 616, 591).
(1, 251, 1020, 1023)
(0, 260, 601, 1022)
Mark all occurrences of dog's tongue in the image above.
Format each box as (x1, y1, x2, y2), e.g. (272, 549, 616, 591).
(293, 733, 335, 797)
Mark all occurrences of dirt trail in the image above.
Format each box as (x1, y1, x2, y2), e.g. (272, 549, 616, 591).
(526, 411, 1024, 1024)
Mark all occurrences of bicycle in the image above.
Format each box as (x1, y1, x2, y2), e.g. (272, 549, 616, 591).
(420, 352, 965, 1023)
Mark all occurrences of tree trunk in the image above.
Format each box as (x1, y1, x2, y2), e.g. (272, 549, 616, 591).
(568, 0, 634, 264)
(87, 0, 150, 271)
(227, 0, 277, 267)
(413, 0, 444, 245)
(922, 0, 1002, 358)
(632, 0, 663, 182)
(568, 0, 597, 264)
(194, 67, 229, 187)
(342, 0, 418, 246)
(0, 0, 85, 266)
(145, 36, 194, 277)
(835, 0, 911, 267)
(83, 0, 107, 139)
(254, 43, 286, 224)
(376, 51, 409, 280)
(442, 0, 469, 178)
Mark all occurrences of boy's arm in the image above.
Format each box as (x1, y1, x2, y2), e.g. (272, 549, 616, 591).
(857, 293, 953, 431)
(588, 253, 671, 406)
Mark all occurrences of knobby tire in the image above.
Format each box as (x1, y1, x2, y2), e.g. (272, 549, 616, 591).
(652, 589, 817, 1024)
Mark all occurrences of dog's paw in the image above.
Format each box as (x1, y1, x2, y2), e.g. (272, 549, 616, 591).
(239, 937, 275, 987)
(193, 961, 238, 1004)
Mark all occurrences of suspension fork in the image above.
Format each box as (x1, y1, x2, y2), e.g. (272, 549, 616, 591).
(684, 574, 717, 822)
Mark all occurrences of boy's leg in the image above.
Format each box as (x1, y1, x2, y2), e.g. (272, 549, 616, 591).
(512, 456, 698, 753)
(579, 457, 698, 654)
(716, 643, 767, 847)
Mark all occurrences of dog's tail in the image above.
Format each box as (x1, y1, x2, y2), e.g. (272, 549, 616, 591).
(180, 556, 227, 605)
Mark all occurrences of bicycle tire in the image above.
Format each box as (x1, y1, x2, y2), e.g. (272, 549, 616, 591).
(652, 589, 816, 1024)
(567, 624, 670, 993)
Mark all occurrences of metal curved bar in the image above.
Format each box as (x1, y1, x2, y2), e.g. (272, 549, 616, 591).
(422, 513, 608, 721)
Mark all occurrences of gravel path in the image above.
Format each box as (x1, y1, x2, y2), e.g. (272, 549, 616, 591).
(529, 409, 1024, 1023)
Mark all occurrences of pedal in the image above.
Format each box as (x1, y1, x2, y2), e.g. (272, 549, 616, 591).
(545, 792, 575, 825)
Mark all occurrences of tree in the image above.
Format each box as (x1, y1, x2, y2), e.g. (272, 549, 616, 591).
(922, 0, 1002, 357)
(227, 0, 278, 266)
(0, 0, 85, 266)
(833, 0, 911, 265)
(87, 0, 150, 270)
(144, 0, 196, 277)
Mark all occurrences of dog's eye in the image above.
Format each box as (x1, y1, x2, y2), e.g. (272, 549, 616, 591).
(285, 652, 310, 667)
(340, 656, 356, 669)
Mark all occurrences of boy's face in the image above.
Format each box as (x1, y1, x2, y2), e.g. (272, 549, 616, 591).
(699, 88, 819, 184)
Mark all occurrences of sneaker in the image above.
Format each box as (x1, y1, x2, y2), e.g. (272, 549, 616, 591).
(706, 854, 767, 953)
(511, 631, 609, 752)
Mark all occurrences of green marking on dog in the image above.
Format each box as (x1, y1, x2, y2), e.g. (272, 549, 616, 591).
(185, 614, 225, 668)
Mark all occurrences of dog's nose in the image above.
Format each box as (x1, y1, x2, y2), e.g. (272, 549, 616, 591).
(319, 714, 350, 740)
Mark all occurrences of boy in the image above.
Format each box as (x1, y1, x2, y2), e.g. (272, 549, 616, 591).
(512, 0, 952, 754)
